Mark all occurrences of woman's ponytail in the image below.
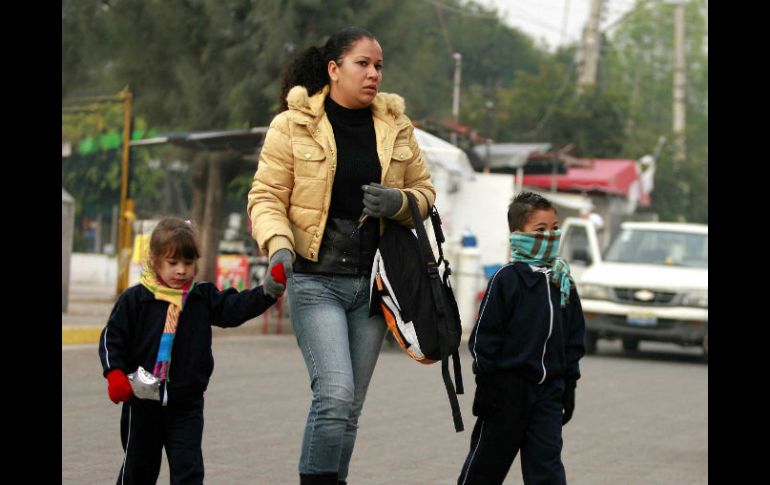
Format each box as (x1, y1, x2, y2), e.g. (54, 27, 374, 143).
(278, 45, 329, 112)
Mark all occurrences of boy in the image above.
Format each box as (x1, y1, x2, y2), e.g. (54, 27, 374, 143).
(457, 192, 586, 485)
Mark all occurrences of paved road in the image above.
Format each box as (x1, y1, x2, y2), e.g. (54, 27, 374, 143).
(63, 334, 707, 485)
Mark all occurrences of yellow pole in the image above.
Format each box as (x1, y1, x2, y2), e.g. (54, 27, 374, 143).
(117, 89, 133, 295)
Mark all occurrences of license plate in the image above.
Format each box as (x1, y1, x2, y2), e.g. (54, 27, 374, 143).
(627, 313, 658, 326)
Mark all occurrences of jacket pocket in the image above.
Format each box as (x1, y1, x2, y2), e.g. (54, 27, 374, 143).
(292, 143, 326, 178)
(385, 145, 412, 186)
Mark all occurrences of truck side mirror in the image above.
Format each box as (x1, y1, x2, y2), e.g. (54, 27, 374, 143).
(571, 248, 592, 265)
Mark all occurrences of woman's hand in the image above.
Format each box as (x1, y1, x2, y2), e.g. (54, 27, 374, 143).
(265, 249, 293, 298)
(361, 183, 403, 218)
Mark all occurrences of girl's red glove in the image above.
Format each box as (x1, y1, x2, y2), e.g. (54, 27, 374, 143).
(271, 263, 287, 285)
(107, 369, 133, 404)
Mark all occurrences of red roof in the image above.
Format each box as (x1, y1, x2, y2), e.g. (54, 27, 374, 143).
(522, 159, 647, 203)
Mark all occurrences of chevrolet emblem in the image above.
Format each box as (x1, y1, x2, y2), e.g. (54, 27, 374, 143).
(634, 290, 655, 302)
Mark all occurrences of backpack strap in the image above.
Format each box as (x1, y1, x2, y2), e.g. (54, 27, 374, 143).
(427, 207, 465, 397)
(405, 193, 464, 432)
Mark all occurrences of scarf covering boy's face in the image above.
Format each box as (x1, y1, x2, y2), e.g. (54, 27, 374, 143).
(510, 230, 562, 261)
(511, 209, 562, 261)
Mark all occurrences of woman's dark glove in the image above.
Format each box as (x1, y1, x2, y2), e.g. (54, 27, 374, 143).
(361, 183, 404, 218)
(562, 379, 577, 425)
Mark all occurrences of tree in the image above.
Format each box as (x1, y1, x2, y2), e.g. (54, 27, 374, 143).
(62, 0, 587, 275)
(460, 58, 628, 158)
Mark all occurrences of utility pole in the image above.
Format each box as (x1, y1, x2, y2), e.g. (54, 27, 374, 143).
(200, 153, 224, 283)
(451, 52, 462, 145)
(117, 88, 134, 295)
(578, 0, 604, 92)
(669, 0, 689, 221)
(62, 90, 134, 296)
(560, 0, 572, 46)
(672, 0, 687, 165)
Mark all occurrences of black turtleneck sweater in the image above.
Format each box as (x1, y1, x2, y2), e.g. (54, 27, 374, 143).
(324, 95, 381, 219)
(293, 95, 382, 275)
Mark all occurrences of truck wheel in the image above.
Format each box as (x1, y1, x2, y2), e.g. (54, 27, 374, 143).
(585, 332, 599, 355)
(622, 338, 639, 352)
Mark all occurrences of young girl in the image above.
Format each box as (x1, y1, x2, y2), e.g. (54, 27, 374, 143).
(457, 192, 586, 485)
(98, 217, 284, 485)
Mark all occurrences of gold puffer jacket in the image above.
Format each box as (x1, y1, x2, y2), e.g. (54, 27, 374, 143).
(247, 85, 435, 262)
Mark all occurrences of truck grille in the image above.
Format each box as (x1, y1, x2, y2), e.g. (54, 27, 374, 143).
(613, 288, 677, 305)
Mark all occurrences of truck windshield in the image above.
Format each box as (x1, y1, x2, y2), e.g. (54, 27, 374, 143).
(604, 229, 708, 269)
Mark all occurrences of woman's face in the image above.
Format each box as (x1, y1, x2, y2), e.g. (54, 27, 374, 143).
(328, 37, 383, 109)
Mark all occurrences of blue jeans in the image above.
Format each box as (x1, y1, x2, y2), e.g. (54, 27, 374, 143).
(288, 273, 387, 480)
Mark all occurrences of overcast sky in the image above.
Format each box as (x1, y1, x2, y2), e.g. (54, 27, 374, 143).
(475, 0, 638, 51)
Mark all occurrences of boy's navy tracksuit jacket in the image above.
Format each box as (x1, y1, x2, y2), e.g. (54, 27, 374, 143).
(469, 261, 585, 384)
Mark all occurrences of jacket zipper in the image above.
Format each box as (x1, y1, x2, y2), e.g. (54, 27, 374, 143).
(539, 269, 554, 384)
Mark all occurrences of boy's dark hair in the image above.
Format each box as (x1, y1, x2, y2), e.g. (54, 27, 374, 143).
(278, 26, 377, 112)
(149, 218, 200, 265)
(508, 192, 557, 232)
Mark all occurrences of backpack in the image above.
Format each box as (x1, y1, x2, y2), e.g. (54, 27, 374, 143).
(369, 192, 465, 432)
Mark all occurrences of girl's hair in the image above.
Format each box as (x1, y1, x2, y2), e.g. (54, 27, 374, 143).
(508, 192, 557, 232)
(149, 218, 200, 267)
(278, 26, 377, 112)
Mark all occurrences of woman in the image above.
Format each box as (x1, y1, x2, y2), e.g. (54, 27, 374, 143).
(247, 26, 435, 485)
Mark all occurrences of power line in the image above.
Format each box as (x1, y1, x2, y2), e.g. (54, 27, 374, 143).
(607, 0, 637, 9)
(431, 0, 455, 57)
(502, 1, 571, 36)
(422, 0, 500, 19)
(602, 0, 655, 33)
(526, 54, 580, 137)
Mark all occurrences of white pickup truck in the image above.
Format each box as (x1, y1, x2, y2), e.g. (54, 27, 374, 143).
(559, 218, 708, 360)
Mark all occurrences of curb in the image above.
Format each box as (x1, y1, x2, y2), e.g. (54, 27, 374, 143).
(62, 326, 104, 345)
(62, 318, 293, 346)
(64, 322, 465, 346)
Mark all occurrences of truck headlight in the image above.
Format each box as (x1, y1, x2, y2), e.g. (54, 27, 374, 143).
(581, 284, 610, 300)
(681, 290, 708, 308)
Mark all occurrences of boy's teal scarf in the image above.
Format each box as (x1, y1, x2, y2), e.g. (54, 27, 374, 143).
(509, 230, 573, 308)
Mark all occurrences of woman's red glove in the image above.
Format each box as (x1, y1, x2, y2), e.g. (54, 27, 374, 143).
(107, 369, 133, 404)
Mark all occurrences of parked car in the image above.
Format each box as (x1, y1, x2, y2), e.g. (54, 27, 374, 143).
(559, 218, 708, 360)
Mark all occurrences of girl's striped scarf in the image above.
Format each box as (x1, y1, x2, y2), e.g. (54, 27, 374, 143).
(509, 230, 573, 308)
(140, 269, 195, 382)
